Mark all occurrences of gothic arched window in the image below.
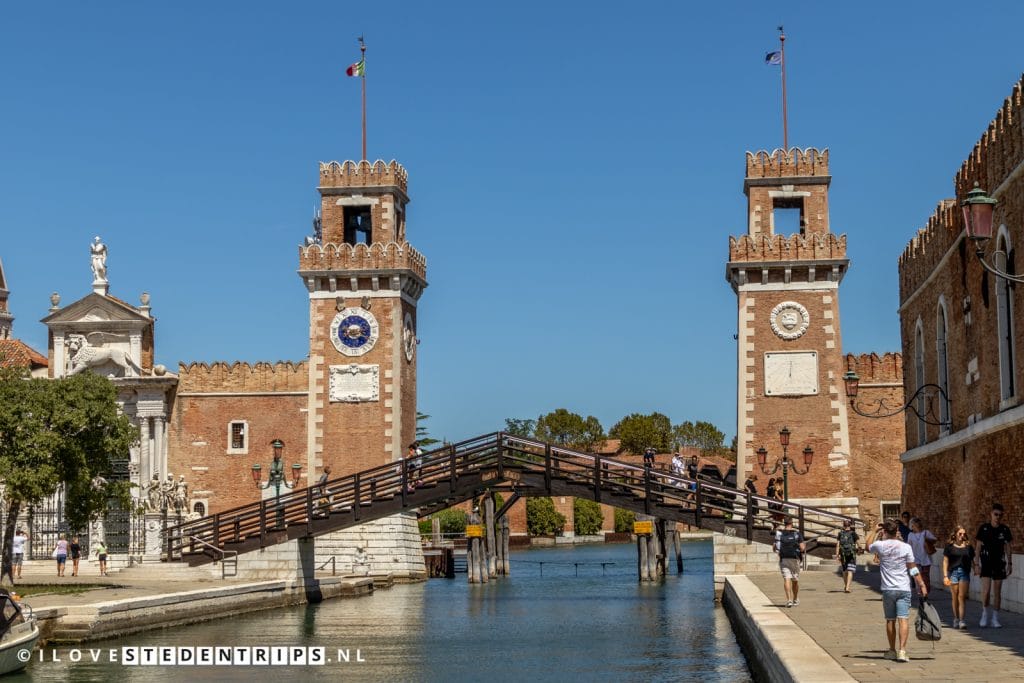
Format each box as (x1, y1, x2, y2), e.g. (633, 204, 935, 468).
(936, 298, 950, 431)
(995, 227, 1016, 403)
(914, 320, 926, 446)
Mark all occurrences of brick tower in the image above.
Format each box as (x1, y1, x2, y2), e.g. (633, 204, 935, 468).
(726, 148, 854, 506)
(298, 160, 427, 578)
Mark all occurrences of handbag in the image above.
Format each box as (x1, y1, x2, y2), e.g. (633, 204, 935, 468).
(925, 536, 937, 556)
(51, 548, 59, 559)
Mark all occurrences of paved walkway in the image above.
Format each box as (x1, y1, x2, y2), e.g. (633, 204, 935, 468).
(748, 567, 1024, 682)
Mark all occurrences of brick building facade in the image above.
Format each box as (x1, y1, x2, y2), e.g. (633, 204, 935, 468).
(898, 76, 1024, 541)
(728, 148, 905, 522)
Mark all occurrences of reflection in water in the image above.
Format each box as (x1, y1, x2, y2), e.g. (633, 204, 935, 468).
(17, 541, 750, 682)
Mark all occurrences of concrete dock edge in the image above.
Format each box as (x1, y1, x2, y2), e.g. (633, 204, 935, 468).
(722, 574, 854, 683)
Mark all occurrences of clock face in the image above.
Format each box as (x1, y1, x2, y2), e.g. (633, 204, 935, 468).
(329, 307, 379, 357)
(402, 312, 416, 362)
(764, 351, 818, 396)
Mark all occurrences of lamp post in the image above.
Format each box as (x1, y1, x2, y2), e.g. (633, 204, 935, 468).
(755, 426, 813, 501)
(252, 439, 302, 527)
(960, 183, 1024, 283)
(842, 370, 951, 427)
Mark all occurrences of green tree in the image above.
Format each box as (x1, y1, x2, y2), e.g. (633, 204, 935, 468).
(534, 409, 606, 452)
(0, 368, 137, 585)
(526, 497, 566, 536)
(415, 412, 441, 450)
(610, 412, 672, 454)
(573, 498, 604, 536)
(503, 418, 536, 438)
(434, 508, 468, 535)
(672, 420, 726, 453)
(614, 508, 636, 533)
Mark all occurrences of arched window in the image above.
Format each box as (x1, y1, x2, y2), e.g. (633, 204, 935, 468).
(914, 320, 926, 446)
(936, 299, 950, 430)
(996, 226, 1016, 402)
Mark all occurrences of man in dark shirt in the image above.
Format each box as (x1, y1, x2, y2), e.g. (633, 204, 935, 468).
(897, 511, 912, 542)
(973, 502, 1014, 628)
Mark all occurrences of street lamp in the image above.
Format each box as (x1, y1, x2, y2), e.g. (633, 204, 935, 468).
(960, 183, 1023, 283)
(252, 439, 302, 527)
(843, 370, 951, 427)
(755, 426, 813, 501)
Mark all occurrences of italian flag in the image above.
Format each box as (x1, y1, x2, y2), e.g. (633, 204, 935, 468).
(346, 59, 365, 77)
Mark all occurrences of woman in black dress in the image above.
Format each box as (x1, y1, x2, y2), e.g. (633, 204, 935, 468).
(70, 536, 81, 577)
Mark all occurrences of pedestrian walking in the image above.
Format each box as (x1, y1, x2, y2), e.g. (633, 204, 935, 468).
(869, 519, 928, 663)
(11, 529, 28, 580)
(70, 536, 82, 577)
(897, 511, 912, 542)
(53, 534, 68, 577)
(643, 447, 656, 469)
(835, 519, 859, 592)
(906, 517, 938, 599)
(95, 539, 108, 577)
(973, 502, 1013, 628)
(774, 516, 805, 607)
(942, 525, 974, 629)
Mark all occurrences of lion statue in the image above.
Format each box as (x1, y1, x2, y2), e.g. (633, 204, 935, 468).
(67, 333, 142, 377)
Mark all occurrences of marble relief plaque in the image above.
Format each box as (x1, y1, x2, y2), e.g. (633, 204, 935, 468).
(329, 364, 380, 403)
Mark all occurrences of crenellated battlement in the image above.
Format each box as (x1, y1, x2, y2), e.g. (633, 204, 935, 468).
(845, 352, 903, 384)
(729, 232, 846, 263)
(298, 241, 426, 280)
(746, 147, 829, 179)
(898, 199, 959, 302)
(319, 159, 408, 193)
(954, 76, 1024, 198)
(178, 361, 308, 393)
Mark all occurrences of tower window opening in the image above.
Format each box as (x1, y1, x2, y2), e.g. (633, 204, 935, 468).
(772, 197, 806, 235)
(344, 207, 373, 245)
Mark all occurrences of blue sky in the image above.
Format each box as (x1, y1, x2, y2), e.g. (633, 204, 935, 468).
(2, 2, 1023, 445)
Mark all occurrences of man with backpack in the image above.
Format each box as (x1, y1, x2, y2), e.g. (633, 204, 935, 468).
(775, 516, 805, 607)
(835, 519, 859, 593)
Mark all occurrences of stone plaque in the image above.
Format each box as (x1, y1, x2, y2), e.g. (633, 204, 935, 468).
(329, 364, 380, 403)
(764, 351, 818, 396)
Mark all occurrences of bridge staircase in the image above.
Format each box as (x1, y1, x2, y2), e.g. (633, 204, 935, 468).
(167, 433, 853, 566)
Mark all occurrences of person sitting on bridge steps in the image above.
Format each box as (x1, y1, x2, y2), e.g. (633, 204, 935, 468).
(775, 516, 805, 608)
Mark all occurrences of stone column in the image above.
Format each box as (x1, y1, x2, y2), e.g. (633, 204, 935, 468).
(154, 416, 166, 479)
(53, 334, 65, 377)
(139, 417, 151, 483)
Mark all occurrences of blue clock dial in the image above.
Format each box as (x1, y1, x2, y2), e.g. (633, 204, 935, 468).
(338, 315, 372, 348)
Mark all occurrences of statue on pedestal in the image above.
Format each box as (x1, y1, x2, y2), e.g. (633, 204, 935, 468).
(90, 236, 108, 283)
(145, 474, 161, 512)
(173, 475, 188, 514)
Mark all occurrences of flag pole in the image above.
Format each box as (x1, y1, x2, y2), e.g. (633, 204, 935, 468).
(778, 25, 788, 150)
(360, 36, 367, 161)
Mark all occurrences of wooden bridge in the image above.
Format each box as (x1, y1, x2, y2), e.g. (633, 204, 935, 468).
(167, 433, 855, 566)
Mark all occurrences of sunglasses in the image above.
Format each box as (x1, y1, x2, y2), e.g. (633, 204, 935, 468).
(993, 512, 1003, 517)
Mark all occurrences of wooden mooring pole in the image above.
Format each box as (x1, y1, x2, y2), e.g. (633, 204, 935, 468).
(501, 516, 511, 575)
(485, 496, 497, 578)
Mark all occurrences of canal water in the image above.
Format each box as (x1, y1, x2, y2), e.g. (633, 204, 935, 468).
(18, 540, 751, 682)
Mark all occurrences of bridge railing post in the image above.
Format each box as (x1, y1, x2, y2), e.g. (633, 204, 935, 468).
(449, 445, 457, 492)
(544, 444, 552, 493)
(798, 504, 805, 539)
(694, 480, 702, 528)
(212, 513, 220, 549)
(496, 434, 505, 480)
(593, 456, 602, 503)
(260, 500, 267, 549)
(643, 466, 651, 516)
(401, 459, 408, 507)
(354, 473, 362, 522)
(306, 486, 314, 534)
(745, 491, 753, 542)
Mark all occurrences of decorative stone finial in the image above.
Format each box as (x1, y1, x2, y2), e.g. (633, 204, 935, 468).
(49, 292, 61, 311)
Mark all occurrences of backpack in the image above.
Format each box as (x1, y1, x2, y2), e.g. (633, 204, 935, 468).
(915, 597, 942, 641)
(779, 530, 802, 559)
(838, 530, 857, 556)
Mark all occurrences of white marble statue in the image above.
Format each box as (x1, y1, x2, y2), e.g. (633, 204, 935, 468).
(145, 474, 162, 512)
(66, 333, 141, 377)
(90, 236, 108, 283)
(174, 475, 188, 513)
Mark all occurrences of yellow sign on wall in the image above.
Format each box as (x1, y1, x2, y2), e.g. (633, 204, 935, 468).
(633, 521, 653, 535)
(465, 525, 484, 538)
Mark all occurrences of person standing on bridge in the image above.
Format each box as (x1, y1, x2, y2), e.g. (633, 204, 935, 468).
(869, 519, 927, 663)
(643, 447, 656, 469)
(774, 516, 805, 608)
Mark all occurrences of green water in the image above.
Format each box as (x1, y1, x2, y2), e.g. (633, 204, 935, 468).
(16, 540, 751, 682)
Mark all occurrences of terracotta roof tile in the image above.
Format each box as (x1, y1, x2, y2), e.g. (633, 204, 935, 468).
(0, 339, 48, 369)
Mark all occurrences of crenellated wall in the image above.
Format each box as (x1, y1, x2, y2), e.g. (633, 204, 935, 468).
(729, 233, 846, 263)
(319, 160, 408, 193)
(178, 361, 308, 393)
(845, 352, 903, 384)
(898, 199, 959, 303)
(298, 241, 426, 281)
(745, 148, 829, 179)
